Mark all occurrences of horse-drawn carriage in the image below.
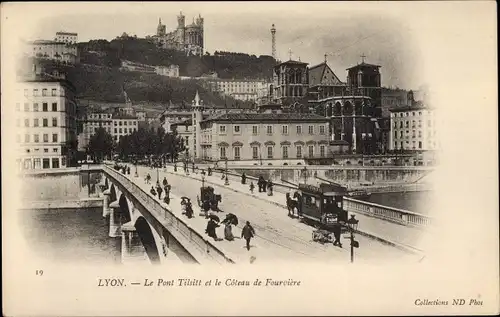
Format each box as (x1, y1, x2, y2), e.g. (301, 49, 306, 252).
(287, 183, 350, 243)
(196, 186, 222, 212)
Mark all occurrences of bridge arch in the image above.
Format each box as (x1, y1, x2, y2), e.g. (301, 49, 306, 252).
(134, 216, 161, 264)
(109, 185, 117, 206)
(118, 194, 133, 224)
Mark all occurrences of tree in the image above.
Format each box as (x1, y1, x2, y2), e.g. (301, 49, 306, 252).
(87, 128, 114, 162)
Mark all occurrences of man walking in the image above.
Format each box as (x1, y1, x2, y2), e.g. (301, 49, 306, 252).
(241, 221, 256, 251)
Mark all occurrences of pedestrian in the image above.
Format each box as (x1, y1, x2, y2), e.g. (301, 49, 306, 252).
(157, 185, 163, 200)
(205, 219, 220, 241)
(241, 173, 246, 185)
(241, 221, 255, 251)
(127, 166, 131, 175)
(162, 177, 168, 187)
(224, 221, 234, 241)
(150, 186, 157, 196)
(267, 181, 273, 196)
(262, 179, 267, 192)
(332, 222, 343, 248)
(208, 167, 212, 176)
(249, 182, 255, 194)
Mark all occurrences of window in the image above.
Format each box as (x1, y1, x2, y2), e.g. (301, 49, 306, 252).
(33, 103, 39, 112)
(52, 158, 60, 169)
(42, 103, 48, 112)
(51, 88, 57, 96)
(24, 89, 28, 96)
(412, 130, 416, 138)
(252, 125, 258, 135)
(114, 121, 117, 126)
(320, 145, 326, 158)
(252, 146, 259, 159)
(394, 131, 397, 139)
(52, 103, 57, 111)
(43, 134, 48, 143)
(24, 103, 30, 112)
(266, 125, 273, 134)
(185, 137, 189, 146)
(34, 134, 39, 143)
(428, 120, 432, 127)
(34, 158, 41, 169)
(119, 121, 122, 126)
(52, 117, 57, 127)
(400, 131, 403, 138)
(124, 121, 127, 126)
(52, 134, 58, 142)
(220, 147, 226, 159)
(308, 125, 314, 134)
(114, 128, 117, 133)
(24, 134, 30, 143)
(234, 147, 241, 160)
(267, 146, 273, 159)
(24, 119, 29, 127)
(400, 141, 403, 148)
(399, 121, 403, 128)
(319, 125, 326, 135)
(234, 125, 240, 133)
(282, 146, 289, 159)
(42, 89, 47, 96)
(418, 131, 422, 138)
(33, 89, 39, 96)
(296, 145, 302, 158)
(418, 141, 422, 149)
(43, 118, 48, 127)
(219, 125, 226, 134)
(16, 103, 20, 111)
(53, 148, 58, 152)
(42, 158, 50, 169)
(308, 145, 314, 157)
(282, 125, 288, 135)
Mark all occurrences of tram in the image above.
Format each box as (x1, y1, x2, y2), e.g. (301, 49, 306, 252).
(296, 183, 349, 242)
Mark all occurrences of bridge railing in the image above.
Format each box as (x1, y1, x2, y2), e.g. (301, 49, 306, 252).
(102, 165, 235, 265)
(343, 197, 431, 228)
(195, 165, 432, 229)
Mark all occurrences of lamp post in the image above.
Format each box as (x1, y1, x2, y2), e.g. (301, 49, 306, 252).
(346, 214, 360, 263)
(134, 159, 138, 177)
(202, 172, 205, 188)
(224, 158, 229, 185)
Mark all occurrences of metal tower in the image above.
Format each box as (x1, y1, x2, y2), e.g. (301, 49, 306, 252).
(271, 24, 276, 60)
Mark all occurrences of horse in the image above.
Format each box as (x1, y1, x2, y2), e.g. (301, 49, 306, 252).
(286, 192, 300, 217)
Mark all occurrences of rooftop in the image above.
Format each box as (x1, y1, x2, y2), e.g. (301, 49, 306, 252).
(274, 59, 309, 68)
(30, 40, 67, 45)
(389, 103, 431, 113)
(346, 62, 382, 70)
(112, 114, 139, 120)
(201, 112, 328, 123)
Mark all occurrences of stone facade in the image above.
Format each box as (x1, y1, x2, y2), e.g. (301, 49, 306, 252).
(154, 12, 204, 56)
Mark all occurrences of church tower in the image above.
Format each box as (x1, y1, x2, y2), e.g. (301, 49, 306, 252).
(191, 91, 204, 160)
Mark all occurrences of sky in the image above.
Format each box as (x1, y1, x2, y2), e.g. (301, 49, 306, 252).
(8, 2, 426, 89)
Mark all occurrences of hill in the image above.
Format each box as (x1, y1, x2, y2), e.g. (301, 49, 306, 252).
(78, 36, 277, 79)
(26, 58, 254, 108)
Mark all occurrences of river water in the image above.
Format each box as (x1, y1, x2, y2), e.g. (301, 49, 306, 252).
(18, 207, 121, 264)
(357, 191, 434, 214)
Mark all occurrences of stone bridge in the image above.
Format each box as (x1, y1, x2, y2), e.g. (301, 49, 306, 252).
(90, 165, 234, 265)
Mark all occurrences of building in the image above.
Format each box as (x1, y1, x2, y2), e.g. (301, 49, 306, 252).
(14, 70, 78, 170)
(55, 31, 78, 44)
(189, 92, 330, 163)
(207, 79, 270, 102)
(77, 109, 113, 151)
(389, 91, 438, 151)
(272, 59, 309, 106)
(170, 118, 194, 160)
(154, 12, 204, 56)
(120, 60, 180, 77)
(111, 114, 139, 142)
(381, 87, 408, 117)
(24, 39, 79, 64)
(155, 65, 180, 77)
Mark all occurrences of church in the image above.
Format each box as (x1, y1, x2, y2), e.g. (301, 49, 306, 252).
(153, 12, 204, 56)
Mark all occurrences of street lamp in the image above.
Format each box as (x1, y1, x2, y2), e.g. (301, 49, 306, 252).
(346, 214, 360, 263)
(224, 158, 229, 185)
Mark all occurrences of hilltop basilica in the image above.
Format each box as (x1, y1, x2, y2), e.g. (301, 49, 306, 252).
(153, 11, 204, 56)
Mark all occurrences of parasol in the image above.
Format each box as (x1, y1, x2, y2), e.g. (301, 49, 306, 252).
(208, 214, 220, 222)
(223, 213, 238, 226)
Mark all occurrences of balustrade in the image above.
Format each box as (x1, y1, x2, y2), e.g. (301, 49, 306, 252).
(102, 165, 234, 264)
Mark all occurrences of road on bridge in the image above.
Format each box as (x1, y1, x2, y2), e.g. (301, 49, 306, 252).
(127, 164, 420, 264)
